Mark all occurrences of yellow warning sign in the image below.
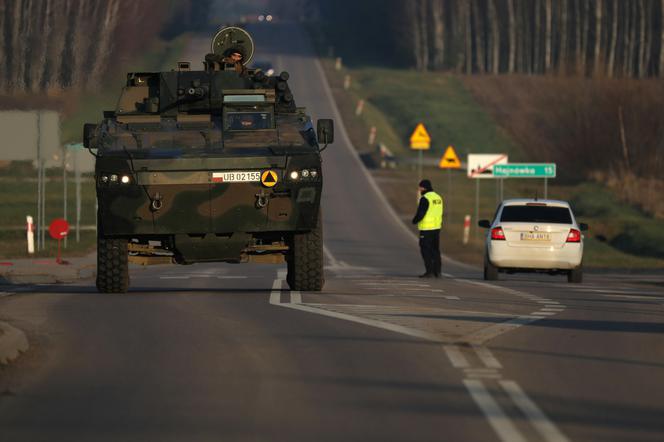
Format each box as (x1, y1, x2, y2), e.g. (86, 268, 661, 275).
(439, 146, 462, 169)
(261, 170, 278, 187)
(409, 123, 431, 150)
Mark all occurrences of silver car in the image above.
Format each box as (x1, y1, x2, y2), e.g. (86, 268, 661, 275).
(478, 199, 588, 283)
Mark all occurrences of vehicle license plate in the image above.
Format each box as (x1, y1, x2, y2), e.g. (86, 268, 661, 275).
(521, 232, 551, 241)
(211, 171, 261, 183)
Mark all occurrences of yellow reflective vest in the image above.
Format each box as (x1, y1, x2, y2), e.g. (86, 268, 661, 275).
(417, 191, 444, 231)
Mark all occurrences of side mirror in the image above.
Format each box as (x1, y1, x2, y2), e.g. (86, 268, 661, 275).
(83, 123, 98, 149)
(317, 119, 334, 145)
(579, 223, 589, 232)
(478, 220, 491, 229)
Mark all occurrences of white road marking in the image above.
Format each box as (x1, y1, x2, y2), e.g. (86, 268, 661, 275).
(445, 295, 461, 300)
(269, 278, 282, 305)
(602, 294, 664, 301)
(358, 282, 431, 287)
(290, 290, 302, 304)
(442, 345, 470, 368)
(532, 312, 556, 316)
(217, 276, 248, 279)
(0, 291, 14, 298)
(473, 345, 503, 369)
(577, 288, 664, 297)
(464, 315, 540, 346)
(159, 276, 190, 280)
(500, 380, 571, 442)
(463, 380, 528, 442)
(541, 307, 565, 312)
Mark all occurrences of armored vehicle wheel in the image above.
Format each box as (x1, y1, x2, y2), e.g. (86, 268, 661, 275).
(287, 222, 324, 291)
(96, 237, 129, 293)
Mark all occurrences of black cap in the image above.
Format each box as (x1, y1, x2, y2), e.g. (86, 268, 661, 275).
(418, 179, 433, 191)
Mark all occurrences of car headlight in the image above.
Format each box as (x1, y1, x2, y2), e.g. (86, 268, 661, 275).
(310, 169, 318, 179)
(100, 175, 109, 184)
(289, 170, 300, 180)
(121, 175, 131, 184)
(301, 169, 310, 178)
(109, 174, 118, 183)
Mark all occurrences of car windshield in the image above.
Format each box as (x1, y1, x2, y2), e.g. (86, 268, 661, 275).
(500, 205, 573, 224)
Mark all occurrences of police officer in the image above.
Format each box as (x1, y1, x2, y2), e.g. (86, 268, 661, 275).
(412, 179, 443, 278)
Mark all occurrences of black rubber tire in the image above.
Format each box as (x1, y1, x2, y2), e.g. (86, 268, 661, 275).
(568, 266, 583, 283)
(287, 221, 324, 291)
(96, 237, 129, 293)
(484, 254, 499, 281)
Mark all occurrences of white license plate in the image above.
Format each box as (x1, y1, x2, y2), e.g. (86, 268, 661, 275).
(520, 232, 551, 241)
(211, 171, 261, 183)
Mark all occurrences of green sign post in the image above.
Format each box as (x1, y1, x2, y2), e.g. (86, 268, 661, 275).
(493, 163, 556, 178)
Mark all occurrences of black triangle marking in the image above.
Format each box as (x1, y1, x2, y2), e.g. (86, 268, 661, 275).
(264, 172, 276, 183)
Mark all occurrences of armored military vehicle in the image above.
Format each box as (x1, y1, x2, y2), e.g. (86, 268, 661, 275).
(83, 27, 333, 293)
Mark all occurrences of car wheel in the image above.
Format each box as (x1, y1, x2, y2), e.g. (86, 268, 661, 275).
(484, 255, 499, 281)
(568, 266, 583, 283)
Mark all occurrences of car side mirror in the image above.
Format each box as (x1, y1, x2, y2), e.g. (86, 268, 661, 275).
(317, 119, 334, 145)
(579, 223, 589, 232)
(478, 219, 491, 229)
(83, 123, 98, 149)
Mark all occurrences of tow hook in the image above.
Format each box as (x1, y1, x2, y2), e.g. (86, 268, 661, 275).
(150, 192, 163, 211)
(255, 190, 269, 209)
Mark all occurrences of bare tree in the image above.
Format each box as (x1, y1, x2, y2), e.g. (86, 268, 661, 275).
(431, 0, 446, 70)
(507, 0, 517, 73)
(593, 0, 603, 75)
(488, 0, 500, 74)
(544, 0, 553, 72)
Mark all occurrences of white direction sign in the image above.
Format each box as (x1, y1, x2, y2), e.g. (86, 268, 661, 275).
(467, 154, 509, 179)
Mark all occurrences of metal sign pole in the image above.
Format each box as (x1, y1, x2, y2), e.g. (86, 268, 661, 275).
(75, 152, 81, 243)
(40, 158, 46, 249)
(418, 150, 423, 181)
(63, 148, 68, 249)
(36, 112, 41, 251)
(544, 178, 548, 199)
(474, 179, 480, 240)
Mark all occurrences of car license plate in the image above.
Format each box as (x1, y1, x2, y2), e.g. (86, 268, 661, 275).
(211, 171, 261, 183)
(521, 232, 551, 241)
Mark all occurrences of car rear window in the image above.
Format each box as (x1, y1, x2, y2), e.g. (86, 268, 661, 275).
(500, 205, 573, 224)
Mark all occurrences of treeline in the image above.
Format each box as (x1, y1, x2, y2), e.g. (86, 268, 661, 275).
(0, 0, 210, 94)
(314, 0, 664, 77)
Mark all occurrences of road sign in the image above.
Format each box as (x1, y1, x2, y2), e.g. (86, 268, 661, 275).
(439, 146, 461, 169)
(467, 154, 509, 178)
(48, 218, 69, 239)
(493, 163, 557, 178)
(409, 123, 431, 150)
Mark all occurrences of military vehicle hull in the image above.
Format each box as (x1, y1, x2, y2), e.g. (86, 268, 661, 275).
(96, 153, 321, 263)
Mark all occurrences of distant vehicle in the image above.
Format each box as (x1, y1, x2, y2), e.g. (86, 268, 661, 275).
(253, 60, 274, 77)
(478, 199, 588, 283)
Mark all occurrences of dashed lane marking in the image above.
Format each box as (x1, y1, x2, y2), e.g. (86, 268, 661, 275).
(0, 291, 15, 298)
(500, 380, 571, 442)
(463, 379, 528, 442)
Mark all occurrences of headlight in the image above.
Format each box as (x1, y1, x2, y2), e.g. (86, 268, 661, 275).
(301, 169, 310, 178)
(310, 169, 318, 179)
(121, 175, 131, 184)
(109, 174, 118, 183)
(289, 170, 300, 180)
(100, 175, 109, 184)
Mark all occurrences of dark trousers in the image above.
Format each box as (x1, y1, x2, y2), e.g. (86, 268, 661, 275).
(419, 229, 442, 275)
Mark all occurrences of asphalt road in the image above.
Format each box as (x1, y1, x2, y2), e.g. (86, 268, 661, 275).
(2, 22, 664, 442)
